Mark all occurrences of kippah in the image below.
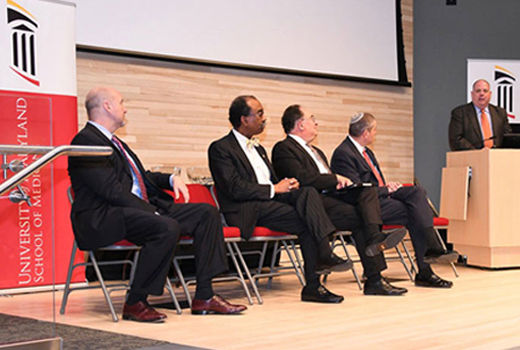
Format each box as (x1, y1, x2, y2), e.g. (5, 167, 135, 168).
(350, 112, 364, 124)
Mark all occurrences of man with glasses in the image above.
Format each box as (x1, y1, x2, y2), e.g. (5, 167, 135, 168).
(272, 104, 408, 295)
(209, 95, 358, 303)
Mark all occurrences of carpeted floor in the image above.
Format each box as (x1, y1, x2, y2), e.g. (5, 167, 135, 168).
(0, 313, 207, 350)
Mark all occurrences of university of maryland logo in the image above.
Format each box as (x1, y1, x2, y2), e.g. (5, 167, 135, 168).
(7, 0, 40, 86)
(494, 65, 515, 119)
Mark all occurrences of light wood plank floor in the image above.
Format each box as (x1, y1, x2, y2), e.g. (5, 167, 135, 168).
(1, 262, 520, 350)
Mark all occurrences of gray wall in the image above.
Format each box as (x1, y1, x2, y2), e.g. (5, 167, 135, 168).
(414, 0, 520, 207)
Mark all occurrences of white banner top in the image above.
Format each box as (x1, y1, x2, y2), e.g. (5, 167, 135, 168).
(0, 0, 76, 96)
(468, 59, 520, 124)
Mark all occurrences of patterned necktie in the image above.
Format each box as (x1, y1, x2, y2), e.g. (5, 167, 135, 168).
(246, 137, 260, 149)
(362, 149, 384, 186)
(112, 136, 149, 202)
(307, 143, 331, 174)
(480, 108, 493, 148)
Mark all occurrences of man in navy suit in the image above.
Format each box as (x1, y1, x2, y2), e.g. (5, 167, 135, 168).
(331, 112, 457, 288)
(449, 79, 512, 151)
(209, 95, 361, 303)
(68, 87, 246, 321)
(272, 104, 410, 296)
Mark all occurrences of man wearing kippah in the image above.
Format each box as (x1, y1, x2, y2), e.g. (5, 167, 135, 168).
(331, 112, 457, 288)
(272, 104, 408, 296)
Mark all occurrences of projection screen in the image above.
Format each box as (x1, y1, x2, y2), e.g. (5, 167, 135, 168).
(76, 0, 408, 85)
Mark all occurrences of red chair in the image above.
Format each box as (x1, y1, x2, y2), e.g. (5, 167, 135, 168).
(209, 185, 306, 304)
(60, 187, 182, 322)
(168, 184, 254, 306)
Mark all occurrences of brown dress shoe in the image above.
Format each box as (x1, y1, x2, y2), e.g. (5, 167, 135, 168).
(191, 295, 247, 315)
(122, 301, 167, 323)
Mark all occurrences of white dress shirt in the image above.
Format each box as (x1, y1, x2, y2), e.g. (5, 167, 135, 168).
(289, 134, 329, 174)
(232, 129, 274, 198)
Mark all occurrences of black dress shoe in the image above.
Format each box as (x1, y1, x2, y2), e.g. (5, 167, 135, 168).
(315, 253, 353, 274)
(365, 228, 407, 257)
(424, 249, 459, 264)
(301, 284, 344, 303)
(364, 277, 408, 296)
(415, 273, 453, 288)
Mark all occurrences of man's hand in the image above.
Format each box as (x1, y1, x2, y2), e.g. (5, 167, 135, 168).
(386, 181, 402, 194)
(336, 174, 353, 189)
(173, 176, 190, 203)
(274, 178, 300, 193)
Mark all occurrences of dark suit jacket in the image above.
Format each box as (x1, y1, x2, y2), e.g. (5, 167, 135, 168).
(271, 136, 337, 192)
(449, 102, 512, 151)
(68, 123, 174, 250)
(330, 136, 390, 198)
(208, 131, 278, 239)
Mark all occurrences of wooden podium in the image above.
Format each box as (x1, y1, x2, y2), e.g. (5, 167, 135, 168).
(440, 149, 520, 268)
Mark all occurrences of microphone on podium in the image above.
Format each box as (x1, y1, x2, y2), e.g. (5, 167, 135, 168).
(471, 135, 497, 149)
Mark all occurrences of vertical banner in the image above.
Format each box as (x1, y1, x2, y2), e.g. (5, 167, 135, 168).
(0, 0, 81, 291)
(468, 59, 519, 124)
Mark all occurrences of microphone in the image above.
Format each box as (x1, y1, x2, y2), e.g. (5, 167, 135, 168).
(471, 135, 496, 148)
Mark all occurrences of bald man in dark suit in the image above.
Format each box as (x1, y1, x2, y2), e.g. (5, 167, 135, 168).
(68, 87, 246, 321)
(449, 79, 512, 151)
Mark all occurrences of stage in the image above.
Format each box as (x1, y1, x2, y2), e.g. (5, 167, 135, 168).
(1, 262, 519, 350)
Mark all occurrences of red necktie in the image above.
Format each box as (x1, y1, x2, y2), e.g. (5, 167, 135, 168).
(480, 109, 493, 148)
(363, 150, 384, 186)
(112, 136, 149, 202)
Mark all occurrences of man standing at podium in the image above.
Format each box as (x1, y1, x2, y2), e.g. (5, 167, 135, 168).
(449, 79, 512, 151)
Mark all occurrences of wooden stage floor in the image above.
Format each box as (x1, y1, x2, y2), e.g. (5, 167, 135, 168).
(1, 262, 520, 350)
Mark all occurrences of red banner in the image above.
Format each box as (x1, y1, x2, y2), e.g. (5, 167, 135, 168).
(0, 90, 81, 290)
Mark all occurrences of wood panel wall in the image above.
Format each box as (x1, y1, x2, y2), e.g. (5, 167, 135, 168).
(76, 0, 413, 183)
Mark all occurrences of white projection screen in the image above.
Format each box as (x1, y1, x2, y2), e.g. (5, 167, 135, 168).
(76, 0, 408, 85)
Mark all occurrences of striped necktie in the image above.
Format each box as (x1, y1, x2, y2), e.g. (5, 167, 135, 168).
(112, 136, 149, 202)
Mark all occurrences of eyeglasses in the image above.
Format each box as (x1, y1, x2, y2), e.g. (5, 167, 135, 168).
(302, 116, 317, 123)
(247, 109, 264, 118)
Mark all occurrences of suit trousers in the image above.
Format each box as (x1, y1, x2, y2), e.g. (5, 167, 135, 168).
(324, 187, 386, 277)
(124, 202, 228, 296)
(379, 185, 436, 269)
(254, 187, 336, 284)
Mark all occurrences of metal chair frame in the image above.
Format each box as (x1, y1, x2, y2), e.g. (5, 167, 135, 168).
(61, 187, 181, 322)
(171, 234, 254, 307)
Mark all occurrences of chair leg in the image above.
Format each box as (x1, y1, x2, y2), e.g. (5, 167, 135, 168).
(435, 228, 459, 278)
(338, 234, 363, 290)
(60, 241, 79, 315)
(282, 240, 305, 286)
(267, 241, 280, 289)
(400, 241, 418, 276)
(232, 242, 263, 304)
(173, 257, 192, 306)
(394, 246, 414, 281)
(290, 240, 305, 278)
(164, 278, 182, 314)
(226, 243, 254, 305)
(257, 242, 269, 277)
(89, 252, 119, 322)
(128, 251, 139, 285)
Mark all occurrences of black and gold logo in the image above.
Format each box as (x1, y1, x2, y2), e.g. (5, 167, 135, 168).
(494, 65, 516, 120)
(7, 0, 39, 86)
